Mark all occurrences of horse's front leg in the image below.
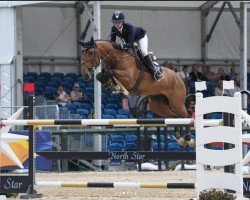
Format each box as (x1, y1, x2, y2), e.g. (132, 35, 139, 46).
(96, 69, 122, 93)
(96, 70, 116, 92)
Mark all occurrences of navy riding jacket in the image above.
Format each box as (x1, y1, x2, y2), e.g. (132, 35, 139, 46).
(110, 22, 146, 49)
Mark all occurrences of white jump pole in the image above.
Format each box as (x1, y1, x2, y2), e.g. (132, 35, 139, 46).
(0, 118, 222, 127)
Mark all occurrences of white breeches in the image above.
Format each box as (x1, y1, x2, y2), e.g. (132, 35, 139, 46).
(137, 34, 148, 57)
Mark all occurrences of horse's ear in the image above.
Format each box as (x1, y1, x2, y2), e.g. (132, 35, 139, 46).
(90, 37, 95, 46)
(77, 39, 85, 47)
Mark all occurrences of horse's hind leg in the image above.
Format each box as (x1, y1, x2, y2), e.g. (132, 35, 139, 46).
(148, 98, 180, 118)
(164, 91, 188, 118)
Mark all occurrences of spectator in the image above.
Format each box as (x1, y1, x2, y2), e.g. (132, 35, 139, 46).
(214, 80, 223, 96)
(203, 65, 217, 82)
(56, 84, 71, 107)
(187, 100, 195, 118)
(70, 83, 85, 105)
(162, 60, 171, 68)
(162, 60, 176, 72)
(121, 94, 129, 111)
(172, 64, 179, 73)
(234, 75, 240, 87)
(225, 77, 240, 97)
(216, 67, 230, 81)
(189, 63, 205, 82)
(177, 65, 191, 86)
(228, 63, 238, 80)
(185, 100, 196, 147)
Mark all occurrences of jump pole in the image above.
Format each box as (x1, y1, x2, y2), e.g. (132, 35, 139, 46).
(0, 118, 222, 127)
(36, 181, 196, 189)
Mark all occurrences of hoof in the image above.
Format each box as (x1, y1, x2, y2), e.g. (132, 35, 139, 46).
(174, 134, 187, 147)
(187, 139, 196, 147)
(112, 85, 123, 94)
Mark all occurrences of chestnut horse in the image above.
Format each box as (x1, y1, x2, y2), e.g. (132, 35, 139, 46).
(78, 38, 187, 118)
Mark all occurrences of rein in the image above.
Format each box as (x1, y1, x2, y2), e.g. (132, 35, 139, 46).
(101, 47, 135, 68)
(82, 47, 101, 70)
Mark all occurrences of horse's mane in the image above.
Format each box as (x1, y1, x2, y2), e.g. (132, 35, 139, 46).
(94, 39, 120, 46)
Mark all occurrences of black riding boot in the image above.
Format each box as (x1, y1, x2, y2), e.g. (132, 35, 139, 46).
(144, 55, 163, 82)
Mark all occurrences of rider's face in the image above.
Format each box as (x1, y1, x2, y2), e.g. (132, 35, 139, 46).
(114, 22, 123, 29)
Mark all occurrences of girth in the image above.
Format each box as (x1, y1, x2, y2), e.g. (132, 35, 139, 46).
(128, 70, 145, 96)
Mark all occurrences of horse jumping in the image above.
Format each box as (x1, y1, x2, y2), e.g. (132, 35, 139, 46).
(78, 38, 187, 118)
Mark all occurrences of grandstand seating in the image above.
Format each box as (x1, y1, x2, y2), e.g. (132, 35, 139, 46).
(63, 76, 75, 83)
(106, 103, 119, 111)
(116, 114, 129, 119)
(43, 87, 56, 100)
(24, 75, 35, 83)
(76, 108, 90, 118)
(54, 72, 64, 79)
(102, 114, 115, 119)
(78, 103, 92, 112)
(124, 143, 137, 151)
(125, 134, 137, 143)
(40, 72, 51, 77)
(26, 72, 38, 79)
(103, 108, 116, 116)
(117, 108, 130, 117)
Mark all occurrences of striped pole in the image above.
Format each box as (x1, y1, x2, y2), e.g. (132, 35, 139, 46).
(0, 118, 222, 127)
(36, 181, 196, 189)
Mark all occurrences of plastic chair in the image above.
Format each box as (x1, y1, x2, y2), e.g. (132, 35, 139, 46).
(40, 72, 51, 78)
(54, 72, 64, 78)
(124, 142, 137, 151)
(24, 75, 35, 83)
(108, 142, 123, 151)
(63, 76, 75, 83)
(66, 72, 77, 78)
(47, 81, 59, 88)
(35, 87, 43, 96)
(35, 81, 46, 88)
(102, 114, 115, 119)
(85, 81, 94, 88)
(43, 87, 56, 100)
(50, 77, 62, 83)
(116, 114, 128, 119)
(106, 103, 119, 111)
(76, 77, 84, 83)
(66, 102, 77, 111)
(104, 108, 116, 116)
(26, 72, 38, 79)
(76, 108, 90, 116)
(78, 103, 92, 111)
(117, 108, 130, 116)
(37, 76, 49, 83)
(125, 134, 137, 143)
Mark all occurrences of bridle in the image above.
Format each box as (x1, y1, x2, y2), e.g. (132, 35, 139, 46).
(81, 46, 101, 70)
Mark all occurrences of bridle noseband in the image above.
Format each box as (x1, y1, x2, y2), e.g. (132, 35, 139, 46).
(81, 45, 101, 70)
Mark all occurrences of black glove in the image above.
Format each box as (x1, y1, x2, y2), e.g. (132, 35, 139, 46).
(113, 43, 123, 49)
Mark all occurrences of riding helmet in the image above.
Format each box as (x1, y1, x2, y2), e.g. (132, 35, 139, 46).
(111, 11, 125, 23)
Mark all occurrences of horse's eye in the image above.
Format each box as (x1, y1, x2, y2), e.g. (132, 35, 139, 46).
(88, 51, 93, 56)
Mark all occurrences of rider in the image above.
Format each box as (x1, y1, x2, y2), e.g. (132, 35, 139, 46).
(110, 11, 163, 82)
